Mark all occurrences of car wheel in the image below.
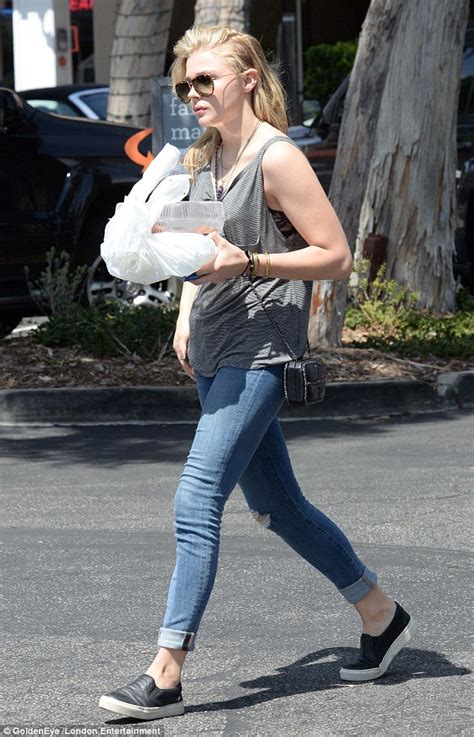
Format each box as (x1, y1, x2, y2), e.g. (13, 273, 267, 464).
(86, 254, 181, 307)
(0, 314, 23, 339)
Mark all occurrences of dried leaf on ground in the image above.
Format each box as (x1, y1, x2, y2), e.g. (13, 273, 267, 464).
(0, 330, 471, 390)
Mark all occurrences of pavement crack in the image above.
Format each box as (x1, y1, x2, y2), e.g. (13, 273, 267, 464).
(384, 682, 414, 715)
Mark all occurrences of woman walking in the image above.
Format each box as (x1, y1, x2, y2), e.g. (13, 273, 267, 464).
(99, 25, 415, 721)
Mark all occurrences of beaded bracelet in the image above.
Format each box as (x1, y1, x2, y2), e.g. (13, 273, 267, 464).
(243, 251, 257, 281)
(241, 250, 268, 281)
(240, 250, 252, 278)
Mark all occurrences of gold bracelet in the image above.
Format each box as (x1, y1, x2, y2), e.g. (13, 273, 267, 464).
(253, 251, 259, 277)
(263, 250, 271, 278)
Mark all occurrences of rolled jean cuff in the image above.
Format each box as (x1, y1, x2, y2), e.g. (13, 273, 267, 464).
(157, 627, 196, 652)
(338, 567, 378, 604)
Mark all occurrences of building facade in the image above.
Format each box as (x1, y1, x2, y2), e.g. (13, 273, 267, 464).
(1, 0, 369, 92)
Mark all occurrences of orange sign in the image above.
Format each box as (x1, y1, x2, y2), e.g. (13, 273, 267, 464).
(124, 128, 154, 171)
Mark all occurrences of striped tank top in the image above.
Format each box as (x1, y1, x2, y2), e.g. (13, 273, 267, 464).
(187, 135, 313, 377)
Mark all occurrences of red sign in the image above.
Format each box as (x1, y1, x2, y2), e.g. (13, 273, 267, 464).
(69, 0, 94, 11)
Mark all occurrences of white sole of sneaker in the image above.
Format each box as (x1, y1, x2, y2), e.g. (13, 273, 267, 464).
(339, 616, 416, 682)
(98, 694, 185, 720)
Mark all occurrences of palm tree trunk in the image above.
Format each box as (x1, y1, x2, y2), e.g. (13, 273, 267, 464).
(194, 0, 220, 26)
(194, 0, 251, 31)
(107, 0, 174, 127)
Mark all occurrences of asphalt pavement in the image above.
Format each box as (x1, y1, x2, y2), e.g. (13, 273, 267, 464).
(1, 411, 472, 736)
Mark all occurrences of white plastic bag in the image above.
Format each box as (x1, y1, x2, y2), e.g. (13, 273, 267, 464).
(104, 230, 216, 285)
(100, 143, 218, 285)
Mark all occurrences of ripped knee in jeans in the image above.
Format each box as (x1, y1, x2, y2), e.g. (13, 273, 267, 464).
(249, 509, 271, 528)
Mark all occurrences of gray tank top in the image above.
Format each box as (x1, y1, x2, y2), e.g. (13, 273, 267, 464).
(187, 135, 313, 377)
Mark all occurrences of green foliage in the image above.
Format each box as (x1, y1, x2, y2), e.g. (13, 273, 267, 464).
(28, 247, 178, 360)
(345, 260, 474, 358)
(456, 286, 474, 312)
(35, 300, 178, 360)
(25, 247, 88, 317)
(354, 311, 474, 358)
(346, 259, 420, 328)
(304, 39, 357, 109)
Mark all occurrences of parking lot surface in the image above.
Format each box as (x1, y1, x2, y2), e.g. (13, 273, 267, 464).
(1, 411, 472, 735)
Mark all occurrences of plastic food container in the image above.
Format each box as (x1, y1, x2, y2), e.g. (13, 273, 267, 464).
(155, 201, 225, 234)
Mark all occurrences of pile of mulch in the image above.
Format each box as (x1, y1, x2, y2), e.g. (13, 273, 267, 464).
(1, 328, 471, 390)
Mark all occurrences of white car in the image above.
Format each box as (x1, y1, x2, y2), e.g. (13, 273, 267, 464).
(19, 84, 108, 120)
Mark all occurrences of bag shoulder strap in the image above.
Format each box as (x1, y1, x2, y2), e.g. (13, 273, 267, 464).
(247, 281, 311, 360)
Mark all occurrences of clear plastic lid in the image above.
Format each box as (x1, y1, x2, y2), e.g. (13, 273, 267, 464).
(155, 201, 225, 234)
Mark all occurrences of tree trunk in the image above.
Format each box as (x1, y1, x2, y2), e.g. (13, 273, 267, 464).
(107, 0, 174, 127)
(308, 0, 469, 349)
(194, 0, 220, 26)
(194, 0, 251, 31)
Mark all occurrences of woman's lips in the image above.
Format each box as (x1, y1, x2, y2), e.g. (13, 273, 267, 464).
(194, 107, 206, 116)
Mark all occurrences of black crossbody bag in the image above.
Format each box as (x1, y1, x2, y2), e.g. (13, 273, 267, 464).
(248, 282, 326, 406)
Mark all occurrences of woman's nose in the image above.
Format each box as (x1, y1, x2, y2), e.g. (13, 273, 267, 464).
(187, 84, 200, 101)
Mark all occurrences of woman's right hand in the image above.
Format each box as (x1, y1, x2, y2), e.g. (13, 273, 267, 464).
(173, 318, 195, 382)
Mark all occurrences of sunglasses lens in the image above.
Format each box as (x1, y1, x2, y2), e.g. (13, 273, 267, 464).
(194, 75, 214, 96)
(175, 82, 190, 103)
(175, 75, 215, 103)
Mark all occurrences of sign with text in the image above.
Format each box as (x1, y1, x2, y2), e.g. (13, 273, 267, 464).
(151, 77, 203, 156)
(151, 76, 201, 155)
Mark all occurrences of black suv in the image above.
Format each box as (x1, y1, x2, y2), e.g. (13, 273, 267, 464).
(0, 88, 179, 338)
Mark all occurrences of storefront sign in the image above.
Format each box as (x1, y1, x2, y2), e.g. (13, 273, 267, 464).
(151, 76, 201, 154)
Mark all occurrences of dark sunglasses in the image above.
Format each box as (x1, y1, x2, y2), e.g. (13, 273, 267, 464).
(174, 73, 238, 104)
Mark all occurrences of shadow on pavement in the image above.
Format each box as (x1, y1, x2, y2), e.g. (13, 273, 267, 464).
(0, 411, 471, 469)
(104, 646, 470, 724)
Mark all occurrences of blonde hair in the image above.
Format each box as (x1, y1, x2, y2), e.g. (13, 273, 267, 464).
(170, 25, 288, 177)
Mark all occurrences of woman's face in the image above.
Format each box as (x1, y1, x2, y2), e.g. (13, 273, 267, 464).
(183, 48, 246, 128)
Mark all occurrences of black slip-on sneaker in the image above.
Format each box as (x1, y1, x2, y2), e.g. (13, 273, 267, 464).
(99, 673, 185, 720)
(340, 602, 416, 682)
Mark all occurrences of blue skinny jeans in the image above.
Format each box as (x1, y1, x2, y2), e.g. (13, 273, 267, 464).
(157, 365, 377, 651)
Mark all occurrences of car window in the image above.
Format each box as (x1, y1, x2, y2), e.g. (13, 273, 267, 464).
(303, 99, 321, 127)
(459, 44, 474, 115)
(26, 98, 79, 117)
(335, 99, 345, 125)
(78, 91, 108, 119)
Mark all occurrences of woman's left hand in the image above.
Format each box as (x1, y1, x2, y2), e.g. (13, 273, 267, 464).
(186, 232, 248, 285)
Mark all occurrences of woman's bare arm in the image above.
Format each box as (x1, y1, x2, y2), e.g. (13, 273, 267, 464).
(173, 281, 199, 381)
(177, 281, 199, 321)
(190, 140, 353, 285)
(259, 140, 353, 280)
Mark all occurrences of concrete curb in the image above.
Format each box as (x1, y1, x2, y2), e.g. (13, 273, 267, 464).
(0, 371, 472, 424)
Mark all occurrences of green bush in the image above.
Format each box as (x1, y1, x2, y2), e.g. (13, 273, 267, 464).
(351, 259, 420, 307)
(346, 259, 420, 329)
(351, 311, 474, 358)
(456, 286, 474, 312)
(26, 247, 88, 317)
(304, 39, 357, 109)
(345, 260, 474, 358)
(35, 300, 179, 360)
(28, 247, 179, 360)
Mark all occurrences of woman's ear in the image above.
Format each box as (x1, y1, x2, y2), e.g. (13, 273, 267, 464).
(242, 68, 258, 93)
